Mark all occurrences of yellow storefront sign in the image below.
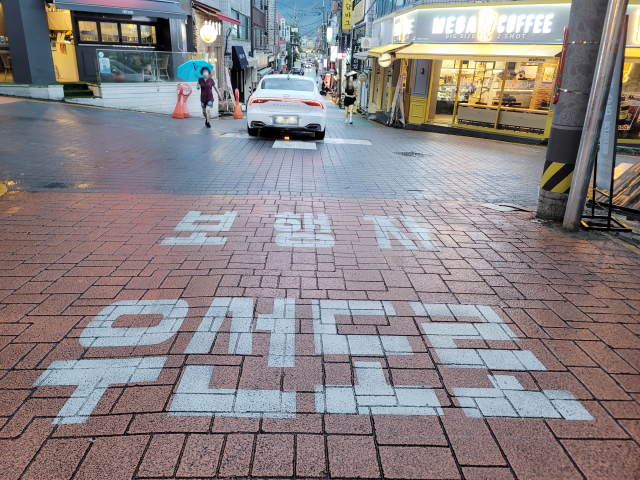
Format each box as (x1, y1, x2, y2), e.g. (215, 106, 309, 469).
(342, 0, 353, 30)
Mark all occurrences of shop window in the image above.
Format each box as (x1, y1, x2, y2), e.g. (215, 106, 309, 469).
(436, 60, 461, 116)
(140, 25, 156, 44)
(78, 21, 98, 42)
(100, 22, 119, 43)
(620, 62, 640, 140)
(232, 11, 249, 40)
(450, 59, 557, 135)
(121, 23, 139, 43)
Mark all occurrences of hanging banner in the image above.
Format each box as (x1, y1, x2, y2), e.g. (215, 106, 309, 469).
(339, 32, 351, 53)
(342, 0, 353, 30)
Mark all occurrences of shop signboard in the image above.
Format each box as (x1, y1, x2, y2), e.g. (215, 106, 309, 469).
(394, 3, 570, 44)
(340, 32, 351, 54)
(352, 0, 365, 26)
(200, 20, 221, 44)
(371, 18, 393, 47)
(342, 0, 353, 30)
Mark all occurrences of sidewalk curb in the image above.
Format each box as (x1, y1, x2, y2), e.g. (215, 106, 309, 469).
(602, 232, 640, 255)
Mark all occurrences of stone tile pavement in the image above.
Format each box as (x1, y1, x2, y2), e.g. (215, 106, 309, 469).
(0, 99, 552, 204)
(0, 191, 639, 479)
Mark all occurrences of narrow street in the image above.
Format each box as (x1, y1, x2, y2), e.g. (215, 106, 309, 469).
(0, 98, 639, 480)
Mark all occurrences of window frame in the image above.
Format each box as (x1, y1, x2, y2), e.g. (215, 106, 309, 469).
(74, 16, 158, 47)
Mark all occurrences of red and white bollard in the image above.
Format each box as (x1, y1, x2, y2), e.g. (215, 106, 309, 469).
(172, 83, 184, 119)
(181, 83, 192, 118)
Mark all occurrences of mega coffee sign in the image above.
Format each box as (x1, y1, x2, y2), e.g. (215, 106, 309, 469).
(393, 4, 571, 44)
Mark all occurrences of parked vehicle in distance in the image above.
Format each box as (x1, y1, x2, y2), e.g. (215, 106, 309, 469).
(246, 74, 326, 139)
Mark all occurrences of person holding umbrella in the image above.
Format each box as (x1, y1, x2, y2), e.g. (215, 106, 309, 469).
(177, 60, 220, 128)
(343, 71, 357, 124)
(197, 67, 221, 128)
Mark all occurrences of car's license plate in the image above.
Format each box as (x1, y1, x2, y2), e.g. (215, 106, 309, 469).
(273, 116, 299, 125)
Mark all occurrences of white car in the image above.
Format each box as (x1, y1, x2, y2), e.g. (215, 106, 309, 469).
(246, 74, 326, 139)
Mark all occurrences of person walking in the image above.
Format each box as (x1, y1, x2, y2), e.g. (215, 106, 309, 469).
(197, 67, 221, 128)
(343, 71, 357, 124)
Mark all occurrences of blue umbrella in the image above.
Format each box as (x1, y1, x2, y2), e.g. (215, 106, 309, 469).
(177, 60, 214, 82)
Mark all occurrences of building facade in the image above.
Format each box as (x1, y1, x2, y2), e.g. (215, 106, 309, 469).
(364, 0, 640, 145)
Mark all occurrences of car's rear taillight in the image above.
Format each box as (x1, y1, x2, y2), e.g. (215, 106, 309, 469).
(249, 97, 271, 105)
(301, 100, 324, 109)
(249, 97, 324, 108)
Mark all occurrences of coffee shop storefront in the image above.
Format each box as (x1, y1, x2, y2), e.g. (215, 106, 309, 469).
(368, 1, 640, 143)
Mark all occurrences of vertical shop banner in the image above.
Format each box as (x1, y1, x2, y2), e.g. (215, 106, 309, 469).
(339, 32, 351, 54)
(596, 26, 624, 190)
(342, 0, 353, 30)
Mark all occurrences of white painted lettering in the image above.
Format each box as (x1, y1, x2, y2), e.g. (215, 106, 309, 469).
(506, 15, 517, 33)
(162, 210, 237, 245)
(80, 299, 188, 348)
(455, 16, 466, 34)
(185, 297, 254, 355)
(35, 357, 166, 424)
(256, 298, 297, 367)
(274, 212, 335, 248)
(515, 15, 526, 33)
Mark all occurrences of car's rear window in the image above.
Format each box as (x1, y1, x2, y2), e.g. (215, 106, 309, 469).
(261, 77, 315, 92)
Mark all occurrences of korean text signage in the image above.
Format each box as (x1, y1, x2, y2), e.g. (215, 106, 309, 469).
(393, 4, 570, 44)
(343, 0, 353, 30)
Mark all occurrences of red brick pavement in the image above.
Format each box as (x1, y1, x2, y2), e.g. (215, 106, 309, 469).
(0, 191, 639, 479)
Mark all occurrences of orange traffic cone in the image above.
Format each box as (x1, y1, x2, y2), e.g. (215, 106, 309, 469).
(172, 84, 184, 119)
(233, 88, 243, 119)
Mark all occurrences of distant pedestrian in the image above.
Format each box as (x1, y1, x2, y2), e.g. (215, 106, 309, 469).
(344, 72, 357, 124)
(197, 67, 221, 128)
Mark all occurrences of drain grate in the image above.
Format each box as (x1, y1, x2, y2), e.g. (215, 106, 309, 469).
(42, 183, 70, 189)
(394, 151, 430, 158)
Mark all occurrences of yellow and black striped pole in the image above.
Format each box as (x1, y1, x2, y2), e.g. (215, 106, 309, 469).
(540, 160, 575, 195)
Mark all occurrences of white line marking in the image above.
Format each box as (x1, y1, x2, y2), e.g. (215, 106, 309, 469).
(321, 138, 372, 145)
(273, 140, 317, 150)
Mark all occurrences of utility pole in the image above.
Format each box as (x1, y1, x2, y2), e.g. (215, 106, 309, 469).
(535, 0, 611, 220)
(562, 0, 629, 231)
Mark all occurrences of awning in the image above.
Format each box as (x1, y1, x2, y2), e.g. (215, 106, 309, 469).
(257, 67, 273, 77)
(367, 43, 409, 58)
(53, 0, 187, 18)
(625, 47, 640, 60)
(394, 43, 561, 61)
(232, 46, 249, 69)
(193, 2, 241, 25)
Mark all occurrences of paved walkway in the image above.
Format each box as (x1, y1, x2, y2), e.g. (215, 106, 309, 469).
(0, 98, 639, 479)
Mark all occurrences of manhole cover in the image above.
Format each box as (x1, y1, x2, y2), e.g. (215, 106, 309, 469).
(394, 151, 430, 158)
